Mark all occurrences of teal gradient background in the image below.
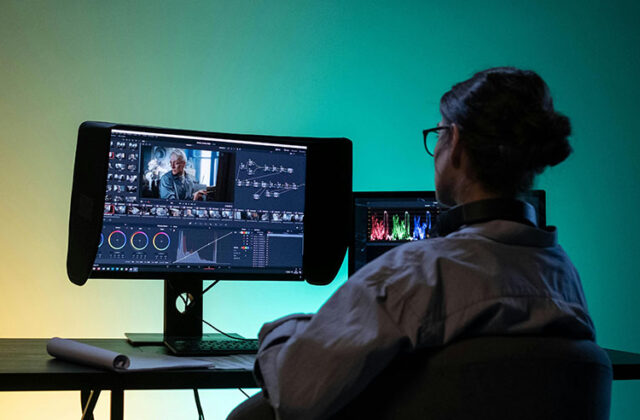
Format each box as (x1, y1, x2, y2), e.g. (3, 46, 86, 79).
(1, 1, 639, 418)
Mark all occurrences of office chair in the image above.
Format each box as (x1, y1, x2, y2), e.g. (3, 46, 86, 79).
(228, 336, 612, 420)
(332, 336, 612, 420)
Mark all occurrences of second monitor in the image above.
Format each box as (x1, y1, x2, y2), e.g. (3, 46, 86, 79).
(350, 190, 546, 275)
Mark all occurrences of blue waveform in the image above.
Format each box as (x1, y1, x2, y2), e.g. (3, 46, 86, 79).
(412, 212, 432, 240)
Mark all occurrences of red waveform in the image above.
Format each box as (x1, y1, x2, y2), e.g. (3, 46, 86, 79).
(370, 211, 389, 241)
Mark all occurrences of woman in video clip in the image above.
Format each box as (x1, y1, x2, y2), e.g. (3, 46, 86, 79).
(228, 67, 595, 420)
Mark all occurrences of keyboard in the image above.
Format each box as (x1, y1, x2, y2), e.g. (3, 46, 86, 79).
(164, 334, 259, 356)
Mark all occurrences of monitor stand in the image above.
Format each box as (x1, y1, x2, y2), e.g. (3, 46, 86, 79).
(126, 278, 204, 346)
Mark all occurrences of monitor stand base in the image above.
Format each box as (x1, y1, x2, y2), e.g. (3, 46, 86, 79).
(125, 332, 164, 345)
(125, 332, 236, 346)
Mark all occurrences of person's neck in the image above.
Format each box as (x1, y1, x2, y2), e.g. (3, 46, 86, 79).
(453, 183, 503, 206)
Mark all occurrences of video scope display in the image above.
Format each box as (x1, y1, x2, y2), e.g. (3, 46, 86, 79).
(350, 191, 546, 275)
(94, 129, 306, 276)
(351, 195, 442, 274)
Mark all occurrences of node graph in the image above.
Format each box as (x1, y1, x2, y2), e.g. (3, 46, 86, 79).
(236, 158, 304, 200)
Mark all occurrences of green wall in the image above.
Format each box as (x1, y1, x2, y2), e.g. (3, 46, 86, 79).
(1, 1, 638, 418)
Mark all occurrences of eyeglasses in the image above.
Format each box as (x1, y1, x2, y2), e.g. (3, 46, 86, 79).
(422, 125, 451, 157)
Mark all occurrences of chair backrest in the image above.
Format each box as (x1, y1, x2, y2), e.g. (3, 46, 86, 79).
(332, 336, 612, 420)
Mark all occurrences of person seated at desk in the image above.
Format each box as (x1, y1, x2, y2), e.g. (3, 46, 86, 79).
(228, 67, 596, 420)
(159, 149, 207, 201)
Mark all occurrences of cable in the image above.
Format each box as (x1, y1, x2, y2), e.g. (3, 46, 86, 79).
(193, 389, 205, 420)
(166, 279, 219, 307)
(202, 280, 219, 296)
(238, 388, 251, 399)
(167, 279, 254, 341)
(199, 281, 256, 342)
(201, 318, 257, 341)
(166, 280, 189, 306)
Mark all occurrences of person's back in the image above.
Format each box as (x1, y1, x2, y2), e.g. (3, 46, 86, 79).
(228, 67, 593, 420)
(382, 220, 595, 347)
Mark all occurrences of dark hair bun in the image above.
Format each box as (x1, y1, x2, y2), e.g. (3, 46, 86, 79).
(519, 110, 572, 173)
(440, 67, 573, 194)
(538, 112, 572, 168)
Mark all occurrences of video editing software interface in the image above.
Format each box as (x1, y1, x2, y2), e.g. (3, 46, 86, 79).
(352, 192, 545, 274)
(93, 129, 306, 276)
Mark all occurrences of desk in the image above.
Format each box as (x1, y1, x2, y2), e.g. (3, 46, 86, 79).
(1, 339, 639, 419)
(0, 339, 257, 420)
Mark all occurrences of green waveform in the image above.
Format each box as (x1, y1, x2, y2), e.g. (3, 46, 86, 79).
(390, 212, 411, 241)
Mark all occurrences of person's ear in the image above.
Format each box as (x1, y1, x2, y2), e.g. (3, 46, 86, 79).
(449, 123, 463, 168)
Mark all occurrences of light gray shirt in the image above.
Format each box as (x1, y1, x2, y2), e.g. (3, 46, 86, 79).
(159, 171, 197, 200)
(254, 220, 595, 420)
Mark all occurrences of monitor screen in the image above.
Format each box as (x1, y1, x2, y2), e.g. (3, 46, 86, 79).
(349, 191, 546, 275)
(93, 128, 307, 277)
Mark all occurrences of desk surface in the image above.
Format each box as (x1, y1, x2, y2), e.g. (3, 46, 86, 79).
(0, 339, 257, 391)
(0, 339, 639, 393)
(603, 348, 640, 380)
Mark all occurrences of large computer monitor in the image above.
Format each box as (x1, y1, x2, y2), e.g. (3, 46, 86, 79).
(67, 122, 352, 342)
(349, 190, 546, 275)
